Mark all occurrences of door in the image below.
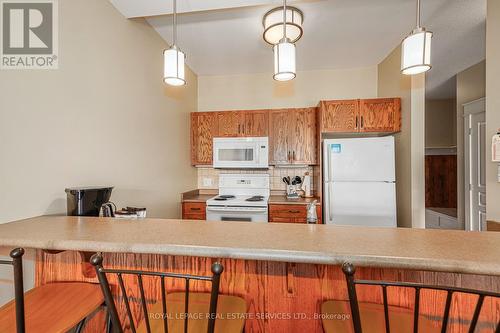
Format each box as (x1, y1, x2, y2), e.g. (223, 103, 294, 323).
(217, 111, 243, 137)
(290, 108, 318, 165)
(464, 98, 486, 231)
(325, 181, 397, 227)
(191, 112, 218, 165)
(359, 98, 401, 132)
(269, 110, 291, 164)
(242, 110, 269, 136)
(320, 100, 359, 132)
(324, 137, 395, 182)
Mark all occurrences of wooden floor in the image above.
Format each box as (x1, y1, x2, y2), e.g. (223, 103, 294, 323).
(35, 250, 500, 333)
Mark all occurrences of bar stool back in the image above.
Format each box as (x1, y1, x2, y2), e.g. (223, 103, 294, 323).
(91, 254, 246, 333)
(321, 262, 500, 333)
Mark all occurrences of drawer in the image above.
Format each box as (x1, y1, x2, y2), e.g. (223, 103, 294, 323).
(182, 202, 206, 220)
(269, 204, 322, 224)
(269, 204, 307, 219)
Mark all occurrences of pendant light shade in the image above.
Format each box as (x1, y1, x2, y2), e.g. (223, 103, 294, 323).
(272, 0, 296, 81)
(163, 46, 185, 86)
(401, 28, 432, 75)
(401, 0, 432, 75)
(263, 6, 303, 45)
(273, 39, 296, 81)
(163, 0, 186, 86)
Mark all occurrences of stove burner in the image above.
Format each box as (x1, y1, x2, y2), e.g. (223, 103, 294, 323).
(214, 195, 236, 201)
(246, 196, 264, 202)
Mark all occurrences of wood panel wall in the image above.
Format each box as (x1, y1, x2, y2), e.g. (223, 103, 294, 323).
(425, 155, 457, 208)
(35, 251, 500, 333)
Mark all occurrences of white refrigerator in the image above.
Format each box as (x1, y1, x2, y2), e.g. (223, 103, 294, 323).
(323, 136, 397, 227)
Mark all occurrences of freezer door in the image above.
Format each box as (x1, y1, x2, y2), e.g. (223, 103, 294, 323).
(324, 181, 397, 227)
(324, 137, 395, 182)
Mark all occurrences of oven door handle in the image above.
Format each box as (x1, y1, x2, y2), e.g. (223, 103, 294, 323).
(206, 207, 268, 213)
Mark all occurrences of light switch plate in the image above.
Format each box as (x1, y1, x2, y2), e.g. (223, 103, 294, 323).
(203, 177, 213, 187)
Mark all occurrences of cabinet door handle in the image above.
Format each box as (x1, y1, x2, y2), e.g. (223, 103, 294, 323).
(190, 207, 201, 211)
(355, 116, 358, 129)
(361, 116, 364, 128)
(238, 124, 241, 133)
(288, 210, 300, 214)
(288, 151, 291, 162)
(292, 151, 296, 161)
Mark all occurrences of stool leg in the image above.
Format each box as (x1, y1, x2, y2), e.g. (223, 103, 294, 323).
(106, 308, 113, 333)
(75, 318, 86, 333)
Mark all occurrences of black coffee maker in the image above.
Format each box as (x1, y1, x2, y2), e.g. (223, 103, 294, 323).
(65, 186, 114, 216)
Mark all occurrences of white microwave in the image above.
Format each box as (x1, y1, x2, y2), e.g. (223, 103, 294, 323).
(213, 137, 269, 169)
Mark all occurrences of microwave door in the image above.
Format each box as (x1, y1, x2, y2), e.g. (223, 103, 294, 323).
(215, 146, 256, 168)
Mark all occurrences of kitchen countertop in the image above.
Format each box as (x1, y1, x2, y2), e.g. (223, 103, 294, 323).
(269, 195, 320, 205)
(0, 216, 499, 276)
(181, 189, 216, 203)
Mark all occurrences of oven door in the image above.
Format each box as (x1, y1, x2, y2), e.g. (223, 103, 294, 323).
(206, 206, 268, 223)
(213, 137, 268, 169)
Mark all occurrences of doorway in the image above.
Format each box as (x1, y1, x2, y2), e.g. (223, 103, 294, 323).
(464, 98, 486, 231)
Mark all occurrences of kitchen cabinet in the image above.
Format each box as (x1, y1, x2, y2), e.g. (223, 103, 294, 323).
(359, 98, 401, 132)
(217, 111, 242, 137)
(269, 108, 318, 165)
(191, 112, 218, 165)
(182, 202, 206, 220)
(320, 100, 359, 132)
(269, 204, 322, 224)
(320, 98, 401, 133)
(217, 110, 268, 137)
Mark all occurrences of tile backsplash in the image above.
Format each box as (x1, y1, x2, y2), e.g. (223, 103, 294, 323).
(197, 166, 315, 191)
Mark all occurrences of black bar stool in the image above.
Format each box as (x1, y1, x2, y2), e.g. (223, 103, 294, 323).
(321, 262, 500, 333)
(0, 248, 105, 333)
(91, 253, 247, 333)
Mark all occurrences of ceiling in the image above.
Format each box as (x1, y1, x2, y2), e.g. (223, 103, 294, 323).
(110, 0, 486, 100)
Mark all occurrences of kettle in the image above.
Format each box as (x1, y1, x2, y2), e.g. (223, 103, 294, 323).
(306, 200, 318, 224)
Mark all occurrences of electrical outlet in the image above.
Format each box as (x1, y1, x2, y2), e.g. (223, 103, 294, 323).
(203, 177, 213, 187)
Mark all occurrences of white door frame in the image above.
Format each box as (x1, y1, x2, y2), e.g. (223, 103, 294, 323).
(463, 97, 486, 231)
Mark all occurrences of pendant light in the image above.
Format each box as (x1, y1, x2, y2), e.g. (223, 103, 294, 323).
(273, 0, 296, 81)
(163, 0, 186, 86)
(263, 6, 303, 45)
(401, 0, 433, 75)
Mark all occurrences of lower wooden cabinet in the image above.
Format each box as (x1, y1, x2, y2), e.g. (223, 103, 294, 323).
(182, 202, 206, 220)
(269, 204, 322, 224)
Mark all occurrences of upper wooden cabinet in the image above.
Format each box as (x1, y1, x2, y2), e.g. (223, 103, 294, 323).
(359, 98, 401, 132)
(320, 98, 401, 133)
(191, 110, 269, 165)
(191, 112, 218, 165)
(217, 110, 268, 137)
(269, 108, 318, 165)
(320, 100, 359, 132)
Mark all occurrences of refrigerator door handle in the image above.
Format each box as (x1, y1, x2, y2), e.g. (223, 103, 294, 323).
(328, 182, 333, 222)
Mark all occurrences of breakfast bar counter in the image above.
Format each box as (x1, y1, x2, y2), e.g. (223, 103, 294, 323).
(1, 216, 499, 333)
(0, 215, 499, 275)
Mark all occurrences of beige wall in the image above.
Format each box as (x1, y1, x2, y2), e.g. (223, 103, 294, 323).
(198, 67, 378, 111)
(425, 99, 456, 148)
(0, 0, 197, 305)
(486, 0, 500, 221)
(377, 46, 426, 228)
(456, 61, 486, 226)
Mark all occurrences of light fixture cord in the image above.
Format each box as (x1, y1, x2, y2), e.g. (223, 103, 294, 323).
(283, 0, 287, 39)
(173, 0, 177, 46)
(416, 0, 421, 28)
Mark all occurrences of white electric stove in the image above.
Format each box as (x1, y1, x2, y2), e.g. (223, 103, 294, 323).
(206, 174, 270, 223)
